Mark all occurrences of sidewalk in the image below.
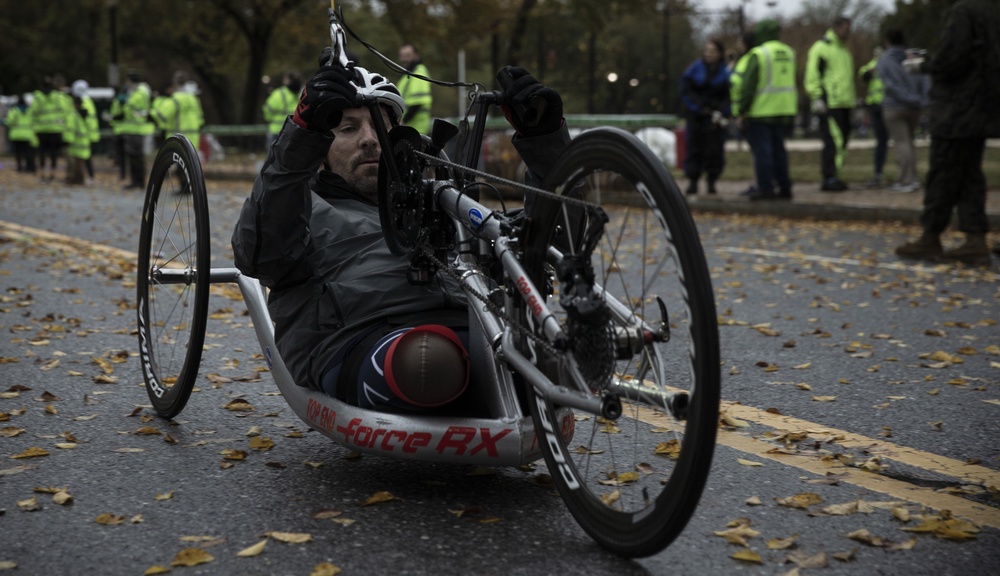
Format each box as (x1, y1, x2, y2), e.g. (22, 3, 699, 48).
(684, 179, 1000, 230)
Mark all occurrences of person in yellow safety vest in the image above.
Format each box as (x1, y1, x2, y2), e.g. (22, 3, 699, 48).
(64, 94, 92, 185)
(119, 70, 155, 190)
(174, 72, 204, 150)
(31, 75, 73, 182)
(71, 80, 101, 186)
(858, 47, 887, 189)
(262, 72, 301, 149)
(805, 16, 856, 192)
(151, 84, 174, 149)
(397, 44, 433, 134)
(732, 19, 797, 202)
(3, 93, 37, 173)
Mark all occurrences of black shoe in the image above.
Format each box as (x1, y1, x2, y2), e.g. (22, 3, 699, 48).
(748, 191, 780, 201)
(123, 183, 144, 191)
(820, 178, 848, 192)
(739, 185, 758, 197)
(686, 181, 698, 196)
(707, 182, 718, 195)
(778, 189, 792, 199)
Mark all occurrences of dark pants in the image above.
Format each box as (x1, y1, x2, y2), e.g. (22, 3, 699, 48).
(818, 108, 852, 179)
(921, 136, 989, 235)
(868, 104, 888, 176)
(745, 120, 792, 195)
(37, 132, 63, 170)
(12, 141, 35, 172)
(124, 134, 146, 188)
(683, 114, 726, 182)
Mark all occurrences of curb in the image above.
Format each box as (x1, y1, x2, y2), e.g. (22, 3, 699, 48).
(684, 196, 1000, 229)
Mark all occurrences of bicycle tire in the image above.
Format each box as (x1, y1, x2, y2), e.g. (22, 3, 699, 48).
(521, 127, 720, 557)
(136, 135, 211, 419)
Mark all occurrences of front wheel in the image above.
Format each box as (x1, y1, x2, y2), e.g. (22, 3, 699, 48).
(136, 135, 210, 419)
(522, 127, 720, 557)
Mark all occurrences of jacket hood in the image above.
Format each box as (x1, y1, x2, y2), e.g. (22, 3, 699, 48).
(754, 19, 781, 44)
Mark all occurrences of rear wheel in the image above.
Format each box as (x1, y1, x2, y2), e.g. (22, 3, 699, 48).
(522, 127, 720, 557)
(136, 135, 210, 419)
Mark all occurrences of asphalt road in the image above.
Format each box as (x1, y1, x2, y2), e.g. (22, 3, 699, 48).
(1, 168, 998, 575)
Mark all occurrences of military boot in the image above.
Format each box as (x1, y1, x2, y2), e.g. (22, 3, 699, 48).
(938, 233, 990, 266)
(894, 231, 942, 261)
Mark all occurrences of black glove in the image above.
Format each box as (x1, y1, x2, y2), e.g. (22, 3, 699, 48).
(496, 66, 563, 137)
(291, 64, 357, 132)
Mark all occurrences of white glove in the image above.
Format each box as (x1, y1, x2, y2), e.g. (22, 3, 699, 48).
(711, 110, 723, 124)
(902, 56, 925, 73)
(812, 99, 828, 115)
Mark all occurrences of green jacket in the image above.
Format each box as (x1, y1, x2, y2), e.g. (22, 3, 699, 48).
(738, 40, 797, 120)
(729, 54, 751, 116)
(263, 86, 298, 136)
(80, 95, 100, 143)
(118, 84, 154, 137)
(30, 89, 72, 136)
(154, 91, 204, 147)
(858, 58, 884, 106)
(65, 108, 92, 160)
(805, 29, 856, 109)
(3, 105, 38, 145)
(398, 62, 433, 134)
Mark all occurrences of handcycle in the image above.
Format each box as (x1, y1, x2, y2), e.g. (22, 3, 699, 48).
(135, 5, 720, 558)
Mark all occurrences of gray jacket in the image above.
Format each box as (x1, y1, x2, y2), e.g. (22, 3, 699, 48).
(231, 117, 570, 389)
(876, 46, 930, 110)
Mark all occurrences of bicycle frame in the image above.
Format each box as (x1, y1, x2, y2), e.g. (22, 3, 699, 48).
(199, 181, 584, 467)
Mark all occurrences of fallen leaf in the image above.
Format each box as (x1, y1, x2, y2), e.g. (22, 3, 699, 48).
(720, 412, 750, 428)
(171, 548, 214, 567)
(11, 447, 49, 459)
(267, 531, 313, 544)
(53, 491, 73, 505)
(786, 550, 827, 568)
(155, 491, 175, 501)
(768, 534, 799, 550)
(730, 549, 763, 564)
(236, 539, 268, 557)
(812, 395, 837, 402)
(311, 563, 342, 576)
(846, 528, 890, 547)
(775, 492, 823, 510)
(223, 399, 254, 412)
(822, 500, 859, 516)
(737, 458, 764, 467)
(95, 513, 126, 525)
(831, 547, 858, 562)
(745, 496, 762, 506)
(361, 491, 399, 506)
(249, 437, 275, 451)
(714, 524, 761, 546)
(220, 449, 247, 461)
(143, 566, 170, 575)
(17, 496, 40, 511)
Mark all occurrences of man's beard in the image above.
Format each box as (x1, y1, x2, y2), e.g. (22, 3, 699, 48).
(347, 153, 381, 200)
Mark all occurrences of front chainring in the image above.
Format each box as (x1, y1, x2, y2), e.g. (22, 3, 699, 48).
(377, 126, 426, 255)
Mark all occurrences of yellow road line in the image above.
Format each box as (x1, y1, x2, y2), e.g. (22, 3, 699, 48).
(639, 404, 1000, 530)
(716, 426, 1000, 530)
(721, 401, 1000, 490)
(0, 219, 137, 262)
(7, 219, 1000, 527)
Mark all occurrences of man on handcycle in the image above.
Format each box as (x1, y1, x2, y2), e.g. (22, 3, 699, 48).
(231, 53, 567, 412)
